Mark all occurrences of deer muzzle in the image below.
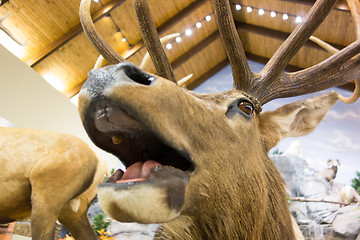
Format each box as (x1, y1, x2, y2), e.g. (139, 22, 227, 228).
(78, 63, 194, 223)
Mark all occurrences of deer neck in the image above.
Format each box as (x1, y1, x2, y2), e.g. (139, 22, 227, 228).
(162, 155, 294, 240)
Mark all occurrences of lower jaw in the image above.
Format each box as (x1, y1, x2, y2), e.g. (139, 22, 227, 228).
(98, 165, 190, 223)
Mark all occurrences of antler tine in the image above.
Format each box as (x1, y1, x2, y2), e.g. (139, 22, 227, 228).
(309, 36, 338, 54)
(268, 0, 360, 105)
(254, 0, 338, 96)
(79, 0, 125, 64)
(140, 33, 180, 70)
(133, 0, 176, 83)
(259, 41, 360, 104)
(213, 0, 253, 90)
(347, 0, 360, 39)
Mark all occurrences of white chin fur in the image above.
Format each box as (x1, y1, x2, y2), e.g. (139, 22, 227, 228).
(97, 184, 180, 224)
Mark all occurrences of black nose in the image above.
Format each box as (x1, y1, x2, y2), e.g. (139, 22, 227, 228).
(82, 63, 156, 97)
(118, 63, 155, 86)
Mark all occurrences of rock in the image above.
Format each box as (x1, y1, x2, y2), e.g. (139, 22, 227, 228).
(270, 149, 360, 240)
(332, 205, 360, 239)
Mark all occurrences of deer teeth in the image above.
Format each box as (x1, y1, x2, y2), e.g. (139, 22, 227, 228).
(112, 136, 123, 144)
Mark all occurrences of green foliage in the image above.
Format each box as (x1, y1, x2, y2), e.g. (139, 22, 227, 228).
(351, 171, 360, 193)
(103, 168, 116, 181)
(272, 148, 283, 155)
(92, 211, 110, 235)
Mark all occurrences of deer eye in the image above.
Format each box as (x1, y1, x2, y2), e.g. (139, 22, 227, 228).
(238, 101, 253, 115)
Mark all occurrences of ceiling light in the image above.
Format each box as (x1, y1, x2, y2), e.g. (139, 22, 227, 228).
(185, 29, 192, 36)
(247, 7, 252, 13)
(283, 14, 289, 20)
(235, 4, 241, 11)
(295, 16, 303, 23)
(42, 73, 66, 92)
(166, 43, 172, 50)
(175, 36, 182, 43)
(205, 15, 211, 22)
(270, 11, 276, 18)
(93, 0, 99, 2)
(122, 38, 127, 42)
(258, 9, 265, 15)
(196, 22, 202, 28)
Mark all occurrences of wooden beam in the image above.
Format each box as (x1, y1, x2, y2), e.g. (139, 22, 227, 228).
(236, 22, 346, 50)
(27, 0, 126, 67)
(172, 30, 220, 69)
(157, 0, 207, 34)
(120, 0, 208, 58)
(187, 58, 229, 90)
(280, 0, 350, 11)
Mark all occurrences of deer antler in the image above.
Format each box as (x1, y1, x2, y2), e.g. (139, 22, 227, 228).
(308, 0, 360, 104)
(213, 0, 254, 90)
(213, 0, 360, 105)
(140, 33, 180, 70)
(80, 0, 176, 82)
(133, 0, 176, 82)
(79, 0, 125, 64)
(309, 37, 360, 104)
(81, 0, 359, 106)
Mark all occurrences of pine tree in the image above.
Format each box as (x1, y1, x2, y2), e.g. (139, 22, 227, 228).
(351, 171, 360, 193)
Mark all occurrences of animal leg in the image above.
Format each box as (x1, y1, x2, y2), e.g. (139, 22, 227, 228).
(28, 153, 95, 240)
(30, 198, 59, 240)
(58, 203, 99, 240)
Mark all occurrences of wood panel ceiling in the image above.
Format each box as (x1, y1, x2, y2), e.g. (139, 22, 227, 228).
(0, 0, 356, 98)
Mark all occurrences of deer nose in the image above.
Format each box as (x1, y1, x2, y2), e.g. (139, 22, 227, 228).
(113, 62, 156, 86)
(83, 63, 156, 97)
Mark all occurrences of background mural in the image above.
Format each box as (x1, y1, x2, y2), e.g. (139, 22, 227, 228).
(195, 61, 360, 186)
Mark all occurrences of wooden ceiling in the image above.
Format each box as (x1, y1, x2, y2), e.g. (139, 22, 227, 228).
(0, 0, 356, 99)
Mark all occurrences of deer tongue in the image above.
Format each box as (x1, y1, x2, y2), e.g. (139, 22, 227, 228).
(116, 160, 162, 183)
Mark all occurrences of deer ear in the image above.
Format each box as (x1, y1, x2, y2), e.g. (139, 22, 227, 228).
(258, 92, 339, 151)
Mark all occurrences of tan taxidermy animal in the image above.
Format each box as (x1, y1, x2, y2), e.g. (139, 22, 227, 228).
(78, 0, 360, 239)
(0, 128, 108, 240)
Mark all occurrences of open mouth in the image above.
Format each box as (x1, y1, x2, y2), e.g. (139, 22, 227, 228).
(88, 101, 195, 185)
(80, 63, 195, 222)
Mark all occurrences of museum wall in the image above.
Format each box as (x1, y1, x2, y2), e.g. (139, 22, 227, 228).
(0, 44, 120, 170)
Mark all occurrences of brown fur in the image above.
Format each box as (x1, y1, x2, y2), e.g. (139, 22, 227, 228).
(79, 61, 341, 239)
(0, 127, 107, 240)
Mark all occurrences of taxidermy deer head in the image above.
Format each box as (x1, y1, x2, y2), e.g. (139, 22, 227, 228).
(78, 0, 360, 239)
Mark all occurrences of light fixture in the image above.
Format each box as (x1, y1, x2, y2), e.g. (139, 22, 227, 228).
(185, 29, 192, 36)
(175, 36, 182, 43)
(247, 7, 252, 13)
(122, 38, 127, 42)
(295, 16, 303, 23)
(235, 4, 241, 11)
(93, 0, 99, 2)
(42, 73, 66, 92)
(205, 15, 211, 22)
(166, 43, 172, 50)
(258, 9, 265, 15)
(270, 11, 276, 18)
(283, 14, 289, 20)
(196, 22, 202, 28)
